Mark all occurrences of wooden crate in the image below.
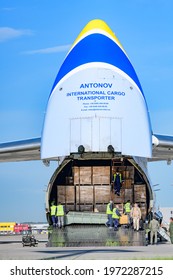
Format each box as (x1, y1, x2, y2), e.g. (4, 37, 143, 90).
(76, 204, 93, 211)
(76, 185, 93, 204)
(122, 171, 130, 179)
(139, 203, 147, 220)
(80, 167, 92, 184)
(134, 184, 146, 203)
(124, 188, 133, 203)
(113, 189, 125, 204)
(95, 204, 106, 212)
(66, 204, 75, 211)
(57, 185, 75, 204)
(126, 166, 135, 179)
(73, 166, 79, 185)
(57, 185, 66, 203)
(73, 166, 92, 185)
(66, 186, 75, 204)
(124, 179, 133, 188)
(95, 185, 111, 203)
(93, 166, 110, 184)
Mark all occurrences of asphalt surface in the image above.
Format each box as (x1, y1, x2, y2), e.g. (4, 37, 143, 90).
(0, 234, 172, 260)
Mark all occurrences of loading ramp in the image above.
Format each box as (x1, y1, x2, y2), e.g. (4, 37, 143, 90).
(47, 212, 146, 247)
(47, 225, 146, 247)
(158, 227, 171, 242)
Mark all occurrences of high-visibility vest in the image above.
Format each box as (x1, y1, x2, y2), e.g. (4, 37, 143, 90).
(50, 205, 57, 216)
(124, 202, 131, 213)
(112, 208, 120, 219)
(113, 173, 122, 182)
(56, 205, 64, 216)
(106, 203, 113, 215)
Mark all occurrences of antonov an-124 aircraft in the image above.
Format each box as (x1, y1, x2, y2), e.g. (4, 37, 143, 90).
(1, 19, 173, 225)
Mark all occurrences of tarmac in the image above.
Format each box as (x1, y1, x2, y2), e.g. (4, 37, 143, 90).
(0, 233, 173, 260)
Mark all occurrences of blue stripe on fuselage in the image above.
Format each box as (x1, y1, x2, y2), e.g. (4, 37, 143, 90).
(51, 34, 143, 94)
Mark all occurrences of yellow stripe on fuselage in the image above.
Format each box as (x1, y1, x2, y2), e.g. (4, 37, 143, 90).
(73, 19, 124, 50)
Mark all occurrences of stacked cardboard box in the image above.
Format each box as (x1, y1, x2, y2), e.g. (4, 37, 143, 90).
(119, 214, 129, 225)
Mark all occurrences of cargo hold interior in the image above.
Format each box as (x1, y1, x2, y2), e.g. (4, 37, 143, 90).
(46, 155, 151, 225)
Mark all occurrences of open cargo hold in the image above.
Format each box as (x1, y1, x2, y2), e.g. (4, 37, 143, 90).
(47, 156, 151, 225)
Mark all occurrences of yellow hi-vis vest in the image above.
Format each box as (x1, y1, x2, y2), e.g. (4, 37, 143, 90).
(113, 173, 122, 182)
(124, 202, 131, 213)
(50, 205, 56, 216)
(112, 208, 120, 219)
(106, 203, 113, 215)
(56, 205, 64, 216)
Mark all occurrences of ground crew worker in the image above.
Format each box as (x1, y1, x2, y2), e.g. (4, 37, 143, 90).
(112, 204, 121, 231)
(105, 200, 113, 228)
(50, 202, 57, 227)
(113, 169, 122, 196)
(56, 202, 65, 228)
(149, 216, 160, 245)
(169, 217, 173, 244)
(124, 200, 131, 226)
(145, 226, 150, 246)
(130, 203, 141, 231)
(147, 207, 153, 223)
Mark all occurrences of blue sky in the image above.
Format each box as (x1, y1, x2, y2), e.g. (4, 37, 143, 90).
(0, 0, 173, 222)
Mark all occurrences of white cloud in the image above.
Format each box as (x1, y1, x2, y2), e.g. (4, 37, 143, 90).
(23, 44, 71, 55)
(0, 27, 32, 42)
(1, 7, 15, 12)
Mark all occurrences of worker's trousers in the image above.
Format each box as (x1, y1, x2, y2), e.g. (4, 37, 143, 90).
(56, 216, 64, 228)
(114, 182, 121, 193)
(51, 215, 56, 227)
(113, 218, 119, 229)
(150, 230, 157, 244)
(133, 217, 140, 231)
(106, 214, 113, 228)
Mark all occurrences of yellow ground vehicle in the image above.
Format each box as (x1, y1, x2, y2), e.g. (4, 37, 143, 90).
(0, 222, 16, 233)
